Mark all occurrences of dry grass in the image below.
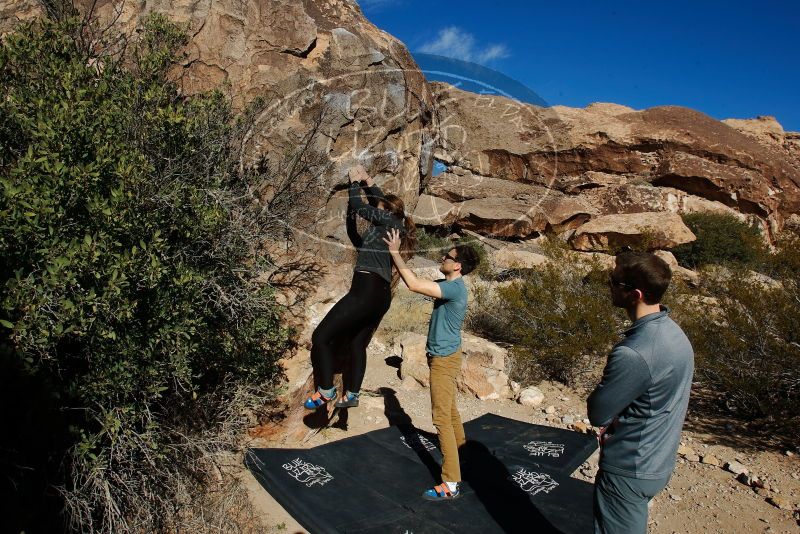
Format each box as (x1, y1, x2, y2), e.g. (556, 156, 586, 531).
(377, 290, 432, 338)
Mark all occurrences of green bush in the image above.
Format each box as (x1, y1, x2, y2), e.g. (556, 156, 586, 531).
(672, 212, 768, 269)
(492, 263, 623, 386)
(1, 16, 292, 532)
(465, 279, 517, 344)
(415, 227, 452, 260)
(672, 236, 800, 442)
(763, 231, 800, 281)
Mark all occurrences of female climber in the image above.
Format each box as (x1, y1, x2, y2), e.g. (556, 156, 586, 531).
(304, 164, 417, 410)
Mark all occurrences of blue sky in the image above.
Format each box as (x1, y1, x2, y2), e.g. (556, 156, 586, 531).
(360, 0, 800, 131)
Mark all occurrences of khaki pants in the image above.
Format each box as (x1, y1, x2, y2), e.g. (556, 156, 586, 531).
(428, 349, 465, 482)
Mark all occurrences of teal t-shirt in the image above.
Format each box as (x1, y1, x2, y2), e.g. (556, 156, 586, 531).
(426, 277, 468, 356)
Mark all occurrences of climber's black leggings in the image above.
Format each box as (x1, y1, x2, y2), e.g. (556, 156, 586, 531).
(311, 271, 392, 393)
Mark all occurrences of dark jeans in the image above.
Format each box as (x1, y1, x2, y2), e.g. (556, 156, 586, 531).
(310, 271, 391, 392)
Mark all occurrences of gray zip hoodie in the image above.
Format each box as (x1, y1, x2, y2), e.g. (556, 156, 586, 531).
(587, 306, 694, 480)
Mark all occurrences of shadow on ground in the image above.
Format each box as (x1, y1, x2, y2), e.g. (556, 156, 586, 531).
(683, 386, 796, 452)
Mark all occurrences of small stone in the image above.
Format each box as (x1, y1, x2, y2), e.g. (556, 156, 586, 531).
(786, 450, 795, 457)
(737, 472, 757, 487)
(685, 454, 701, 463)
(669, 494, 682, 501)
(765, 496, 790, 510)
(561, 415, 575, 425)
(518, 387, 545, 407)
(559, 396, 570, 402)
(570, 421, 589, 433)
(545, 405, 556, 414)
(510, 381, 521, 394)
(725, 461, 748, 476)
(701, 455, 721, 467)
(677, 445, 696, 457)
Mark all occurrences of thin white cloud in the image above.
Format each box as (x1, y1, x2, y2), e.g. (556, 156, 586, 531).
(358, 0, 400, 11)
(418, 26, 510, 64)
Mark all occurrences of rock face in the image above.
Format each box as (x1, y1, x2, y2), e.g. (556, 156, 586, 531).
(394, 331, 510, 400)
(412, 194, 457, 226)
(490, 248, 549, 272)
(395, 331, 429, 386)
(459, 333, 511, 400)
(0, 0, 41, 36)
(0, 0, 442, 413)
(1, 0, 436, 267)
(422, 169, 595, 238)
(426, 82, 800, 242)
(569, 212, 696, 252)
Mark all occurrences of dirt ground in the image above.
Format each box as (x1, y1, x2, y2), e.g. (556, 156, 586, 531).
(242, 334, 800, 534)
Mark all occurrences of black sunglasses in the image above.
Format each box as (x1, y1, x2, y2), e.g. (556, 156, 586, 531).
(608, 274, 634, 290)
(442, 252, 459, 262)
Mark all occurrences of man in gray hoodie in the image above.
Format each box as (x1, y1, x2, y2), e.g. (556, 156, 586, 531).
(588, 251, 694, 534)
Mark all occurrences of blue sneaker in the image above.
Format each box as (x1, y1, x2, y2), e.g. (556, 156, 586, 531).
(422, 483, 461, 501)
(303, 388, 336, 410)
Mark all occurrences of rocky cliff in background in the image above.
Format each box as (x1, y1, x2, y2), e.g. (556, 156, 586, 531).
(420, 82, 800, 246)
(4, 0, 800, 281)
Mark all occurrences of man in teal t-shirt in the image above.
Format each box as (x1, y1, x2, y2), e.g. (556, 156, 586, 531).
(384, 229, 480, 501)
(426, 275, 468, 357)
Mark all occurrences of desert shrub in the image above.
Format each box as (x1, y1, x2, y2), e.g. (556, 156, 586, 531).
(0, 15, 295, 533)
(674, 265, 799, 441)
(762, 231, 800, 281)
(538, 235, 571, 259)
(377, 292, 432, 338)
(464, 279, 517, 344)
(672, 212, 768, 269)
(415, 227, 452, 260)
(495, 262, 623, 386)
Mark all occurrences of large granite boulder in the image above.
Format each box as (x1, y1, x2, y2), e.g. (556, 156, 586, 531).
(569, 212, 696, 252)
(459, 333, 511, 400)
(490, 248, 549, 272)
(412, 194, 458, 226)
(393, 331, 511, 400)
(429, 82, 800, 239)
(420, 172, 595, 238)
(0, 0, 41, 36)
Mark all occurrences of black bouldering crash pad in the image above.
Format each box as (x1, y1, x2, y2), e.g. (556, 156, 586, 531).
(245, 413, 598, 533)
